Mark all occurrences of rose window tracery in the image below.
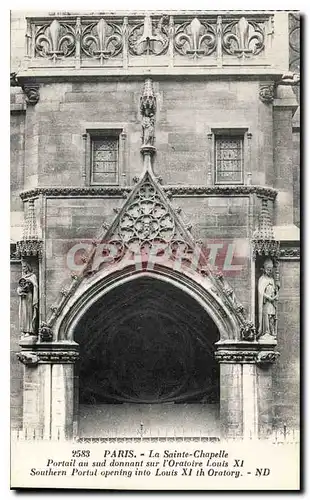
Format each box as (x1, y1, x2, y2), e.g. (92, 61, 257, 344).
(118, 182, 175, 251)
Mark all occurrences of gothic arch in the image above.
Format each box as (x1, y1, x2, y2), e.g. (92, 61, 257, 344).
(54, 263, 240, 343)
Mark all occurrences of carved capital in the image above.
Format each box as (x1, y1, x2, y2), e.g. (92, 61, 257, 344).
(259, 84, 275, 104)
(22, 84, 40, 105)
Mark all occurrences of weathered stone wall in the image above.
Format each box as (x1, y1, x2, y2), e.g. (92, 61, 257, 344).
(273, 260, 300, 431)
(22, 80, 274, 189)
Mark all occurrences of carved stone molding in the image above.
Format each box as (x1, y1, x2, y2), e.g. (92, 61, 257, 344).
(20, 184, 278, 201)
(259, 84, 275, 104)
(279, 246, 300, 260)
(215, 348, 279, 364)
(22, 84, 40, 105)
(17, 348, 79, 365)
(76, 436, 220, 443)
(25, 13, 271, 71)
(256, 351, 280, 364)
(214, 350, 258, 363)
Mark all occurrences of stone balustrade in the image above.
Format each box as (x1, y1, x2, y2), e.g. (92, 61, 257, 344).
(21, 12, 288, 75)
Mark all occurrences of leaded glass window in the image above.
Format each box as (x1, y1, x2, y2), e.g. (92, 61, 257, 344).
(91, 137, 119, 185)
(215, 136, 244, 184)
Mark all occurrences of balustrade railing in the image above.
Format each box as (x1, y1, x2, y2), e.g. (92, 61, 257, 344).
(24, 13, 276, 70)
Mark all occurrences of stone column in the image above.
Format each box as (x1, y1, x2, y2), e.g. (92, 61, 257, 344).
(215, 341, 279, 440)
(17, 342, 79, 440)
(219, 362, 243, 439)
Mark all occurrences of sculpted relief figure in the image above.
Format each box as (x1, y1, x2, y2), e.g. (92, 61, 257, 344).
(141, 109, 155, 147)
(258, 258, 279, 338)
(17, 261, 38, 336)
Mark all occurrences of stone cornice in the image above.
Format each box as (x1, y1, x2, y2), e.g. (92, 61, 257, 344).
(17, 342, 79, 365)
(214, 340, 279, 364)
(20, 184, 278, 201)
(279, 245, 300, 260)
(215, 349, 280, 364)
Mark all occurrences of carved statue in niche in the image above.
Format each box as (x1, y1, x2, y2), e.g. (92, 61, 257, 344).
(141, 108, 155, 147)
(17, 260, 38, 336)
(257, 258, 279, 338)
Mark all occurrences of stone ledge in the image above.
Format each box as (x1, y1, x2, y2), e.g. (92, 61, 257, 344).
(17, 341, 79, 365)
(214, 340, 279, 364)
(20, 184, 278, 201)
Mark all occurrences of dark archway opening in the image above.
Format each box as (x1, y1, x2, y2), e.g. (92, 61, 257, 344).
(74, 277, 220, 438)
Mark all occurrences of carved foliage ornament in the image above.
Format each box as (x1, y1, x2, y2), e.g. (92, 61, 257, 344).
(20, 185, 278, 201)
(174, 17, 217, 58)
(222, 16, 265, 58)
(35, 19, 76, 61)
(81, 18, 123, 63)
(128, 15, 169, 56)
(31, 14, 267, 62)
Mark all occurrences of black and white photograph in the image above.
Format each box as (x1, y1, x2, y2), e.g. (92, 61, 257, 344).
(9, 7, 301, 491)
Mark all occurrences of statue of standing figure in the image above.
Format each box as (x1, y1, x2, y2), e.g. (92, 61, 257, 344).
(258, 258, 279, 338)
(141, 109, 155, 147)
(17, 261, 38, 336)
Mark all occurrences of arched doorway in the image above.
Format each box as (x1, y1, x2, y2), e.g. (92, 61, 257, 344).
(73, 276, 220, 439)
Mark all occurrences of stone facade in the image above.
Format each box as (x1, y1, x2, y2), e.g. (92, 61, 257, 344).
(11, 11, 300, 441)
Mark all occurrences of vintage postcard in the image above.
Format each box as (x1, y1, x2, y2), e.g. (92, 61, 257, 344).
(10, 8, 300, 491)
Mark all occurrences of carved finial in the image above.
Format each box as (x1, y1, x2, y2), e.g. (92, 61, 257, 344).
(254, 199, 274, 240)
(16, 199, 42, 259)
(252, 198, 280, 259)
